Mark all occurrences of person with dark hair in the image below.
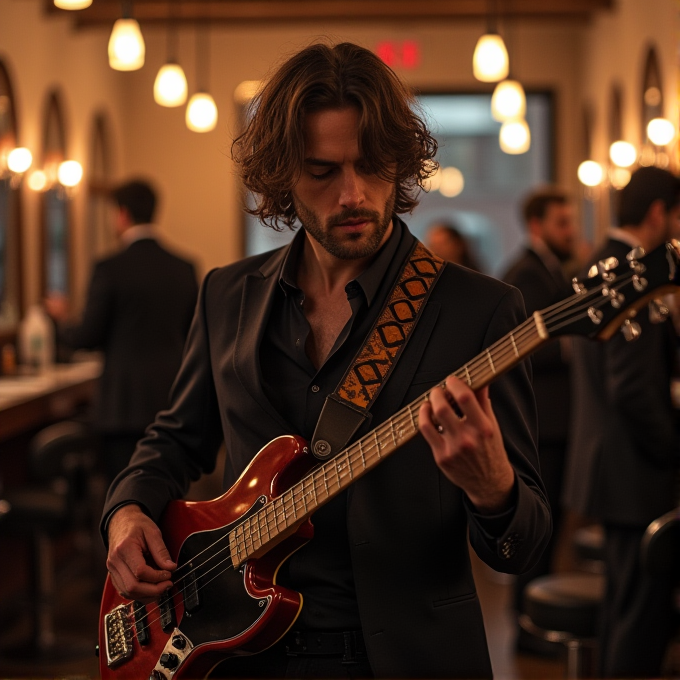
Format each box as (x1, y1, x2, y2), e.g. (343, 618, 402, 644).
(426, 222, 480, 270)
(102, 43, 550, 679)
(564, 165, 680, 677)
(45, 179, 198, 481)
(500, 186, 577, 651)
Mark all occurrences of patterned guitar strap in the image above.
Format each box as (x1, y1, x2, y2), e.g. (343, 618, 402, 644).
(311, 240, 445, 460)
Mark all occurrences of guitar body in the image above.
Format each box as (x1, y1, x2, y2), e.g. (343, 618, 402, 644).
(99, 435, 316, 680)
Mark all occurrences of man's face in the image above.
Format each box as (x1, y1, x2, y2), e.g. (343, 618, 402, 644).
(292, 107, 395, 261)
(536, 202, 576, 262)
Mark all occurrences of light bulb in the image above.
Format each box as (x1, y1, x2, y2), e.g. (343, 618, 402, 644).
(54, 0, 92, 8)
(472, 34, 509, 83)
(647, 118, 675, 146)
(491, 80, 526, 122)
(154, 63, 188, 107)
(186, 93, 218, 133)
(609, 141, 637, 168)
(108, 19, 145, 71)
(577, 160, 604, 187)
(439, 167, 465, 197)
(499, 119, 531, 154)
(58, 160, 83, 187)
(28, 170, 48, 192)
(7, 147, 32, 173)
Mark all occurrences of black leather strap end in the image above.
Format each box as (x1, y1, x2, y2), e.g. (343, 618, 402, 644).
(310, 394, 371, 461)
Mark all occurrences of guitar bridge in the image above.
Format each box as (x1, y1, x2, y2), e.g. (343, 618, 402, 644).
(104, 603, 134, 667)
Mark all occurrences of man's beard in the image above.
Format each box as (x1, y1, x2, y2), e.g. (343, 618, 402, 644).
(294, 188, 396, 260)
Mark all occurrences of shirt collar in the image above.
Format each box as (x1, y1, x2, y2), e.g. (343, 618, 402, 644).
(278, 217, 403, 307)
(120, 223, 158, 247)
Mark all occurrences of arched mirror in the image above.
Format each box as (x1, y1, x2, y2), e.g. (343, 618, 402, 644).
(87, 112, 115, 263)
(641, 45, 663, 143)
(0, 59, 23, 340)
(40, 90, 70, 296)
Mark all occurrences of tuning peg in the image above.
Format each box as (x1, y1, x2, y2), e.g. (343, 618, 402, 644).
(632, 275, 648, 292)
(598, 257, 619, 282)
(626, 246, 646, 261)
(587, 264, 599, 279)
(572, 278, 586, 294)
(649, 299, 670, 324)
(602, 287, 625, 308)
(588, 306, 603, 324)
(620, 319, 642, 341)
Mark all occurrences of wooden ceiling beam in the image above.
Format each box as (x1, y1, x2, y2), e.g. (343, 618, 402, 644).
(45, 0, 614, 28)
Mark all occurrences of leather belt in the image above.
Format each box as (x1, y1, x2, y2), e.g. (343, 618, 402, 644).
(284, 629, 366, 662)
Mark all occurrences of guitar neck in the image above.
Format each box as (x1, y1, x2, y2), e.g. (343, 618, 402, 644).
(229, 312, 547, 566)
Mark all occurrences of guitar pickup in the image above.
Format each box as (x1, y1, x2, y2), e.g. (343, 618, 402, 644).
(183, 568, 200, 614)
(159, 591, 176, 632)
(133, 601, 150, 645)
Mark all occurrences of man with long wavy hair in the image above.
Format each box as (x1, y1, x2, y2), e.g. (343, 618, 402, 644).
(102, 42, 550, 679)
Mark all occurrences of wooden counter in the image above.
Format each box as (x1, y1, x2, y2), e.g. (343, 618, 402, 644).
(0, 359, 102, 442)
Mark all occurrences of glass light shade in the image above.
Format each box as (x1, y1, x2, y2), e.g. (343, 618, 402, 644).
(491, 80, 526, 122)
(499, 119, 531, 154)
(610, 167, 632, 190)
(609, 141, 637, 168)
(54, 0, 92, 8)
(7, 147, 32, 173)
(186, 93, 218, 133)
(108, 19, 145, 71)
(154, 63, 188, 107)
(58, 160, 83, 187)
(438, 167, 465, 197)
(577, 160, 604, 187)
(472, 34, 509, 83)
(647, 118, 675, 146)
(27, 170, 48, 192)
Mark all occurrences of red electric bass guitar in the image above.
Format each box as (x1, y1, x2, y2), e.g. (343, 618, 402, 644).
(99, 240, 680, 679)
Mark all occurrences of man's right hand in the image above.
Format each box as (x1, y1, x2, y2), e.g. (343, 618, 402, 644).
(106, 503, 176, 603)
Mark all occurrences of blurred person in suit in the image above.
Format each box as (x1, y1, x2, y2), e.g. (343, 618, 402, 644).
(564, 166, 680, 677)
(46, 179, 199, 481)
(502, 187, 577, 650)
(426, 221, 480, 270)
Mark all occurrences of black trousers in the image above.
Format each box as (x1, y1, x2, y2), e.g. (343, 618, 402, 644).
(600, 524, 676, 678)
(210, 634, 373, 679)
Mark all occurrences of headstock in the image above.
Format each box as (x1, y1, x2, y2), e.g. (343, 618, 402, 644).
(545, 239, 680, 341)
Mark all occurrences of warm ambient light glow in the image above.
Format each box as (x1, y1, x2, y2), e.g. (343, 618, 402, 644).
(647, 118, 675, 146)
(7, 147, 32, 173)
(472, 34, 509, 83)
(439, 167, 465, 197)
(108, 18, 145, 71)
(186, 93, 218, 132)
(154, 63, 188, 107)
(58, 160, 83, 187)
(577, 160, 604, 187)
(499, 119, 531, 154)
(234, 80, 261, 105)
(54, 0, 92, 8)
(609, 141, 637, 168)
(491, 79, 526, 122)
(610, 167, 632, 190)
(27, 170, 48, 192)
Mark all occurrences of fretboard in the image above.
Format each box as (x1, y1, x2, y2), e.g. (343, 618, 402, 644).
(228, 311, 548, 567)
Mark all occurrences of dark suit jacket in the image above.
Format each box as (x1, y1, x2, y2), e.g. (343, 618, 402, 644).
(103, 223, 550, 678)
(503, 247, 572, 444)
(60, 238, 198, 434)
(563, 238, 679, 527)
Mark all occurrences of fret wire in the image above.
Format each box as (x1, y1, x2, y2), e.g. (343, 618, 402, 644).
(345, 449, 353, 481)
(358, 439, 366, 468)
(374, 431, 381, 458)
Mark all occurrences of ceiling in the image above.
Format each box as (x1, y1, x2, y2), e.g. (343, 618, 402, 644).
(45, 0, 614, 29)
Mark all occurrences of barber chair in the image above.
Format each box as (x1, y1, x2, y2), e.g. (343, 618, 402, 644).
(519, 572, 605, 678)
(0, 420, 100, 661)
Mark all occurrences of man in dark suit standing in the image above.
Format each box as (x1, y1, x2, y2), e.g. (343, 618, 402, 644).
(100, 44, 551, 679)
(502, 187, 577, 645)
(564, 166, 680, 678)
(46, 180, 198, 481)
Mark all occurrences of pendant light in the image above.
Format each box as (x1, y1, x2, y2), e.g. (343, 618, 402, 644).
(54, 0, 92, 8)
(491, 79, 526, 122)
(108, 2, 145, 71)
(499, 119, 531, 154)
(473, 34, 509, 83)
(186, 25, 217, 133)
(154, 2, 188, 107)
